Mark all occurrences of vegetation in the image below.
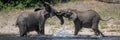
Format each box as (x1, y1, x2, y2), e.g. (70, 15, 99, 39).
(0, 0, 78, 11)
(0, 0, 120, 36)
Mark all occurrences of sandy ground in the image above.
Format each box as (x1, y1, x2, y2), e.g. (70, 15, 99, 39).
(0, 1, 120, 37)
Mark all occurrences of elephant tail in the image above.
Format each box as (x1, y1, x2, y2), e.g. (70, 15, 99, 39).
(100, 17, 114, 21)
(15, 22, 18, 27)
(15, 19, 19, 27)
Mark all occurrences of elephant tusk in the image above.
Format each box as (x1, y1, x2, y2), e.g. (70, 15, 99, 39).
(50, 13, 53, 17)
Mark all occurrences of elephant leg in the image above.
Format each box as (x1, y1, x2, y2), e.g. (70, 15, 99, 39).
(39, 20, 45, 35)
(74, 19, 82, 35)
(92, 28, 99, 36)
(40, 26, 45, 35)
(38, 25, 45, 35)
(20, 32, 27, 37)
(35, 27, 45, 36)
(92, 28, 104, 37)
(39, 17, 46, 35)
(96, 29, 104, 37)
(92, 20, 104, 37)
(18, 25, 27, 37)
(56, 15, 64, 25)
(35, 28, 41, 35)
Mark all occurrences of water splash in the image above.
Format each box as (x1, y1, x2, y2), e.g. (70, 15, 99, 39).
(53, 24, 73, 37)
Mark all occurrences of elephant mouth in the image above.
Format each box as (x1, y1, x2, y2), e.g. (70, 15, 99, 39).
(46, 14, 54, 18)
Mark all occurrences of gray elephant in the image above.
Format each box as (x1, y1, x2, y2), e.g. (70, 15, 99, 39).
(16, 2, 64, 37)
(58, 9, 105, 37)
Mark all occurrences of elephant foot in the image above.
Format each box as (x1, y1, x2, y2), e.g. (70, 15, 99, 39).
(91, 35, 98, 37)
(99, 34, 105, 37)
(91, 34, 104, 38)
(37, 34, 45, 37)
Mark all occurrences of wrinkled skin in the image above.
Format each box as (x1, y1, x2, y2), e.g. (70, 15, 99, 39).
(58, 9, 104, 37)
(16, 2, 64, 37)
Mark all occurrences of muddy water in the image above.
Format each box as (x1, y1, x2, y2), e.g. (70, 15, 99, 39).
(0, 36, 120, 40)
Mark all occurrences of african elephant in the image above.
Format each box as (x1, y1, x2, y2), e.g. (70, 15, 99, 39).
(58, 9, 105, 37)
(16, 2, 64, 37)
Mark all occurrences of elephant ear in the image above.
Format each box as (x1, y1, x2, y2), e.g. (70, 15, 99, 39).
(42, 2, 52, 12)
(34, 7, 44, 12)
(70, 11, 77, 21)
(42, 2, 57, 17)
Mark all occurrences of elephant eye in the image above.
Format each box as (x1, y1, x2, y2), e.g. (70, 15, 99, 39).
(44, 11, 49, 14)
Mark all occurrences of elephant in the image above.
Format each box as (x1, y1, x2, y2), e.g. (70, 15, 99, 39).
(57, 9, 105, 37)
(16, 2, 64, 37)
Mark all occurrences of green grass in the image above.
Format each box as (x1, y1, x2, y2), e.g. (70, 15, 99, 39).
(114, 21, 120, 25)
(108, 29, 120, 32)
(79, 29, 83, 32)
(99, 21, 108, 29)
(94, 6, 120, 20)
(64, 18, 74, 25)
(46, 18, 55, 25)
(90, 29, 94, 32)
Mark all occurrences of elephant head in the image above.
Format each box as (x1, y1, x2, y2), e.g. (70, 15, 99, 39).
(16, 2, 65, 36)
(34, 2, 64, 25)
(58, 9, 77, 21)
(35, 2, 64, 35)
